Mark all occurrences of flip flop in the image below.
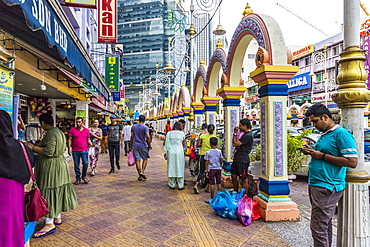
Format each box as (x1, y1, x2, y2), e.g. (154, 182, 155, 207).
(32, 227, 57, 238)
(54, 221, 62, 225)
(193, 188, 199, 194)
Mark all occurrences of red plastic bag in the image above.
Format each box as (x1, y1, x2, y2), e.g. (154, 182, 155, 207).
(252, 201, 261, 221)
(189, 147, 196, 160)
(127, 151, 136, 166)
(237, 195, 253, 226)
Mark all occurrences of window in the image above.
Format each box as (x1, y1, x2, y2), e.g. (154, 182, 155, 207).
(317, 73, 322, 82)
(305, 57, 310, 66)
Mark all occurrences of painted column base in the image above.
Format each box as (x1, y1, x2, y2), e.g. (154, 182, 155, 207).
(254, 196, 300, 222)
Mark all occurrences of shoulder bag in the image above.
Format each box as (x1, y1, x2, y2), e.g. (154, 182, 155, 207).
(18, 141, 50, 222)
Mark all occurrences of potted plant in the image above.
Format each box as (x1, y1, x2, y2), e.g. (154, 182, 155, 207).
(286, 129, 312, 179)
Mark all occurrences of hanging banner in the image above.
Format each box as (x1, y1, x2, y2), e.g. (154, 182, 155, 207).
(0, 67, 14, 117)
(112, 92, 120, 102)
(63, 0, 96, 9)
(105, 55, 120, 92)
(98, 0, 117, 43)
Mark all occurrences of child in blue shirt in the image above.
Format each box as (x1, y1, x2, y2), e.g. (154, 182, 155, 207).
(205, 137, 223, 201)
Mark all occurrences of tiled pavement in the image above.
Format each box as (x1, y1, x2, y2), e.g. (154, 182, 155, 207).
(30, 138, 294, 247)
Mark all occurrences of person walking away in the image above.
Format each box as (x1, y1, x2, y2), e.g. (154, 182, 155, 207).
(300, 103, 357, 247)
(146, 123, 153, 143)
(26, 113, 77, 238)
(98, 120, 108, 153)
(130, 115, 152, 180)
(193, 124, 216, 194)
(0, 110, 32, 246)
(164, 121, 186, 189)
(107, 115, 123, 174)
(122, 121, 132, 156)
(89, 119, 102, 176)
(231, 119, 253, 193)
(205, 137, 223, 201)
(165, 120, 172, 134)
(68, 117, 93, 185)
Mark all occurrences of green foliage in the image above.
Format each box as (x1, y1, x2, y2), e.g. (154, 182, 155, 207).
(287, 129, 312, 173)
(250, 144, 261, 162)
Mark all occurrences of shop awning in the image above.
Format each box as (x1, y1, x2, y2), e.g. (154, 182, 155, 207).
(0, 0, 110, 101)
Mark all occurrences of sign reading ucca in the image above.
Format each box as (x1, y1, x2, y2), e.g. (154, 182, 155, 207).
(287, 72, 311, 92)
(98, 0, 117, 43)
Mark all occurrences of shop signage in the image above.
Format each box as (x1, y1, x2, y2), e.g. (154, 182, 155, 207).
(287, 72, 311, 92)
(105, 55, 120, 92)
(0, 67, 14, 117)
(360, 31, 370, 89)
(292, 45, 314, 60)
(311, 92, 333, 103)
(98, 0, 117, 43)
(1, 0, 108, 100)
(120, 85, 125, 99)
(63, 0, 96, 9)
(112, 92, 120, 102)
(91, 97, 105, 109)
(245, 95, 258, 102)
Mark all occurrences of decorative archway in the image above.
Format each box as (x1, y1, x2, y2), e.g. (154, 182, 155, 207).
(192, 66, 207, 127)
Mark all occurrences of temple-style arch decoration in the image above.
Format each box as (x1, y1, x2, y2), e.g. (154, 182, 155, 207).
(178, 85, 191, 133)
(201, 48, 227, 125)
(192, 66, 207, 127)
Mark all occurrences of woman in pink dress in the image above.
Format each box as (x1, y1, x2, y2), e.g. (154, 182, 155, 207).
(89, 119, 102, 176)
(0, 110, 32, 247)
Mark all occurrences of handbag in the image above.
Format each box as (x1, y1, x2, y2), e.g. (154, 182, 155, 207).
(189, 147, 196, 160)
(127, 150, 136, 166)
(18, 141, 50, 222)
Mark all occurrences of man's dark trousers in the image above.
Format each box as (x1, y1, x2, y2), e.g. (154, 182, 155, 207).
(108, 142, 120, 171)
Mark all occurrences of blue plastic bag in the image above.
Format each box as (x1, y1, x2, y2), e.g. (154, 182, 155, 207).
(225, 189, 245, 220)
(209, 191, 229, 218)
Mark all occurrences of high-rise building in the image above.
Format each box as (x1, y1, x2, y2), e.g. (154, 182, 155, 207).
(193, 13, 214, 66)
(117, 0, 183, 109)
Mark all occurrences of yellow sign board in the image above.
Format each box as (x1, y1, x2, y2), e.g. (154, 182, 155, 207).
(0, 67, 14, 117)
(292, 44, 314, 60)
(64, 0, 96, 8)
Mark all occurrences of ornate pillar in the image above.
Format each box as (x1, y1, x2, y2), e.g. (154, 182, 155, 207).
(216, 87, 245, 162)
(334, 2, 370, 244)
(201, 97, 220, 126)
(250, 65, 300, 222)
(182, 107, 191, 133)
(191, 103, 204, 128)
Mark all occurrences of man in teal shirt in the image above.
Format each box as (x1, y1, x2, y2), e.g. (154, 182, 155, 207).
(302, 103, 358, 247)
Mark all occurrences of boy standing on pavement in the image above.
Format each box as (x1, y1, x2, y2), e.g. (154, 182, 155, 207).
(98, 120, 108, 153)
(231, 118, 253, 193)
(108, 115, 123, 174)
(205, 137, 223, 201)
(130, 115, 152, 181)
(301, 103, 358, 247)
(68, 117, 93, 185)
(122, 121, 132, 156)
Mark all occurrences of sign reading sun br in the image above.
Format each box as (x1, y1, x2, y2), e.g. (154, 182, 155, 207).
(105, 55, 120, 92)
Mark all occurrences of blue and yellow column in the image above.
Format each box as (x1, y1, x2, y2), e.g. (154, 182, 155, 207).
(191, 103, 204, 128)
(217, 87, 245, 162)
(250, 65, 300, 222)
(182, 107, 191, 133)
(201, 97, 220, 126)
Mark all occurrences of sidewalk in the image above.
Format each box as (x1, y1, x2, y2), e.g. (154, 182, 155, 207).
(30, 138, 317, 247)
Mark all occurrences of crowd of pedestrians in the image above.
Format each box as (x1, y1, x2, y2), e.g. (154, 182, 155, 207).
(0, 103, 359, 245)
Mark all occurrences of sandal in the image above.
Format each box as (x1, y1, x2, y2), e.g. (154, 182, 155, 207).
(82, 177, 89, 184)
(138, 177, 143, 181)
(32, 228, 57, 238)
(193, 188, 199, 194)
(74, 179, 81, 185)
(54, 219, 62, 225)
(140, 174, 147, 180)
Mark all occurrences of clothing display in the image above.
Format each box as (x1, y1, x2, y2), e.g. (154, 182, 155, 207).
(24, 124, 43, 142)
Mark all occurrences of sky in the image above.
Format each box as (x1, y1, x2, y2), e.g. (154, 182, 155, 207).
(182, 0, 369, 50)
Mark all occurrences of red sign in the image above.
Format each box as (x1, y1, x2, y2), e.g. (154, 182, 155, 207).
(120, 85, 125, 99)
(92, 97, 106, 109)
(98, 0, 117, 43)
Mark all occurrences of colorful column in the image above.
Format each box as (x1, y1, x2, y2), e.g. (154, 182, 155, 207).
(191, 103, 204, 128)
(334, 1, 370, 243)
(182, 107, 191, 134)
(250, 65, 300, 222)
(217, 87, 245, 162)
(201, 97, 220, 126)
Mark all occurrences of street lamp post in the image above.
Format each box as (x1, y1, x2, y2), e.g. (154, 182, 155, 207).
(309, 50, 328, 106)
